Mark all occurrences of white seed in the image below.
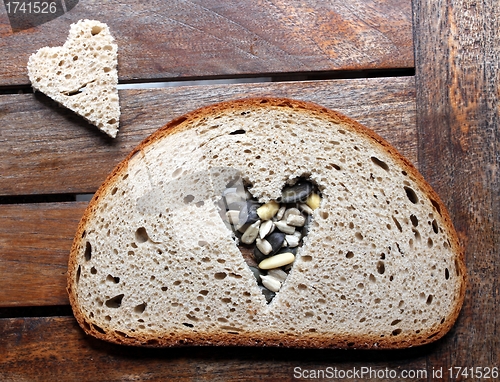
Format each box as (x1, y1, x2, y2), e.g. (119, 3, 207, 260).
(258, 252, 295, 269)
(256, 237, 273, 255)
(282, 239, 288, 247)
(293, 230, 302, 239)
(275, 220, 296, 234)
(298, 203, 314, 215)
(222, 187, 237, 195)
(259, 220, 274, 239)
(285, 234, 300, 247)
(223, 190, 244, 206)
(234, 183, 247, 199)
(241, 220, 261, 244)
(261, 275, 282, 292)
(275, 206, 286, 220)
(283, 207, 301, 220)
(267, 268, 288, 282)
(286, 214, 306, 227)
(257, 200, 280, 221)
(225, 210, 240, 225)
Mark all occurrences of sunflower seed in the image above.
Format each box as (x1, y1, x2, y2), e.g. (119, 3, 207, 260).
(259, 219, 274, 239)
(280, 180, 313, 203)
(267, 268, 288, 282)
(265, 232, 286, 255)
(260, 274, 282, 292)
(253, 245, 267, 263)
(298, 203, 314, 215)
(226, 200, 246, 211)
(225, 210, 240, 225)
(223, 188, 244, 206)
(285, 234, 300, 247)
(239, 201, 260, 226)
(220, 178, 317, 304)
(256, 237, 273, 255)
(286, 214, 306, 227)
(275, 206, 287, 220)
(241, 220, 261, 244)
(275, 220, 296, 234)
(283, 207, 301, 220)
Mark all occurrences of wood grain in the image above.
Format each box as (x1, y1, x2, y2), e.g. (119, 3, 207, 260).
(0, 316, 434, 381)
(0, 202, 87, 307)
(1, 0, 496, 378)
(414, 0, 500, 371)
(0, 77, 417, 196)
(0, 0, 413, 86)
(0, 77, 416, 307)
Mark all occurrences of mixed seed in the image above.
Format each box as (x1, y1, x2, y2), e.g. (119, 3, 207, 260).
(218, 178, 321, 303)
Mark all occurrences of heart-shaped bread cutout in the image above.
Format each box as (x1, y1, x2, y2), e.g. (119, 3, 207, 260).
(28, 19, 120, 137)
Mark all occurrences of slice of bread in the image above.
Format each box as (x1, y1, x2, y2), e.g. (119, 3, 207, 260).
(67, 98, 466, 349)
(28, 19, 120, 138)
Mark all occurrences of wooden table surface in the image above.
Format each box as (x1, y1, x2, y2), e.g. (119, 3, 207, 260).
(0, 1, 498, 381)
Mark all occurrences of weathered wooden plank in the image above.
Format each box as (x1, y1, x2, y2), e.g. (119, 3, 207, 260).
(0, 76, 417, 196)
(0, 77, 417, 307)
(414, 0, 500, 371)
(0, 202, 87, 307)
(0, 316, 432, 381)
(0, 0, 413, 86)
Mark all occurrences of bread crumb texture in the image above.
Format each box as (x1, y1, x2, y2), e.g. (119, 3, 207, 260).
(27, 19, 120, 138)
(68, 98, 466, 349)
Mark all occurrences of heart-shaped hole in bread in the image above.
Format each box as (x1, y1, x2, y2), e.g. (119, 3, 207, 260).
(217, 176, 320, 303)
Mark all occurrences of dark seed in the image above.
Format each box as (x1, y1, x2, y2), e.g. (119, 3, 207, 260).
(266, 232, 286, 255)
(277, 246, 298, 255)
(301, 214, 312, 236)
(226, 201, 246, 211)
(239, 201, 260, 225)
(249, 266, 263, 284)
(280, 180, 314, 203)
(253, 245, 267, 263)
(260, 286, 276, 303)
(234, 227, 243, 241)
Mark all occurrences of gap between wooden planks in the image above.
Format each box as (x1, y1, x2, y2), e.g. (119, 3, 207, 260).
(0, 202, 87, 307)
(0, 0, 413, 86)
(0, 77, 417, 196)
(0, 77, 417, 308)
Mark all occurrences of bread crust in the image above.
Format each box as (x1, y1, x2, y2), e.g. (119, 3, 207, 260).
(67, 97, 466, 349)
